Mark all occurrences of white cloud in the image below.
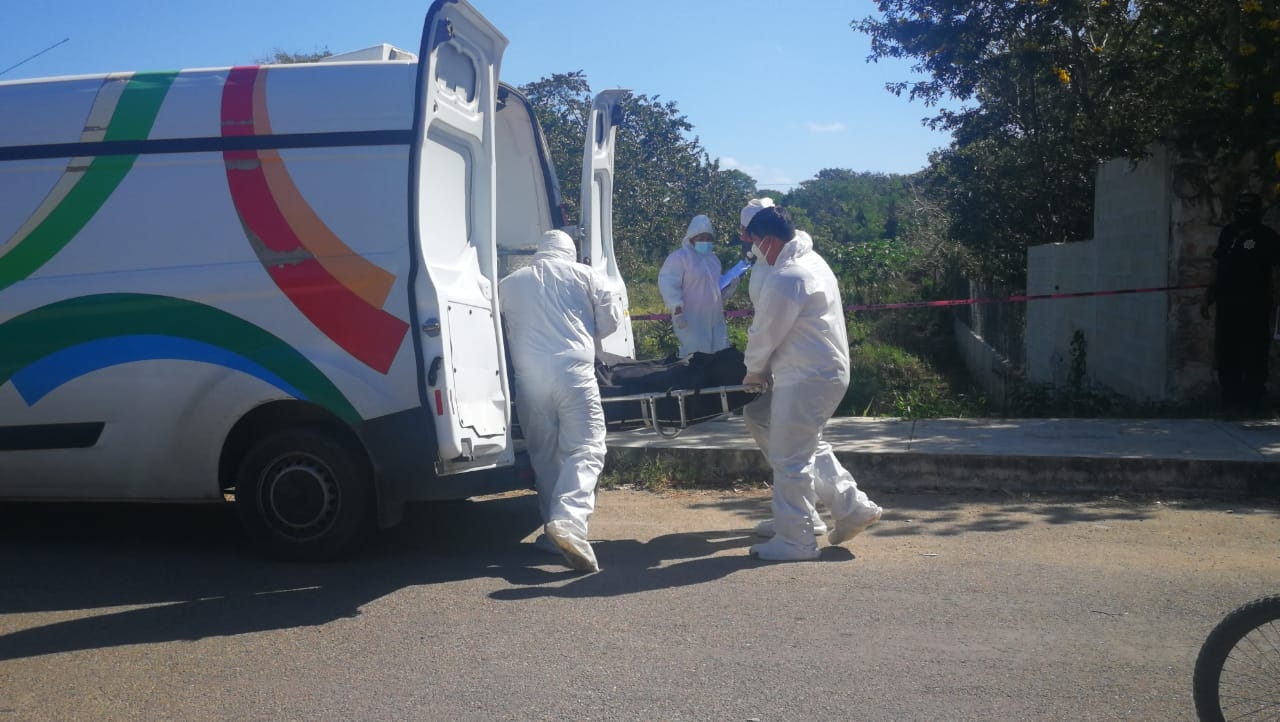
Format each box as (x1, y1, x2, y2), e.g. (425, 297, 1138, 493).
(720, 156, 794, 188)
(805, 121, 847, 134)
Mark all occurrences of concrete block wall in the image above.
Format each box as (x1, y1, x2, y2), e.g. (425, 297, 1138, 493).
(1019, 146, 1280, 405)
(1091, 149, 1173, 399)
(1026, 240, 1097, 386)
(1025, 149, 1174, 400)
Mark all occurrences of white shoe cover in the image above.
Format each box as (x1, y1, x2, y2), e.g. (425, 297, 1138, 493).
(545, 520, 600, 572)
(753, 515, 828, 538)
(749, 537, 820, 561)
(828, 503, 883, 546)
(531, 533, 561, 556)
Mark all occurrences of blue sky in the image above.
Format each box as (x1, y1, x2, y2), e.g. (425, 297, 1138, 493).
(1, 0, 952, 189)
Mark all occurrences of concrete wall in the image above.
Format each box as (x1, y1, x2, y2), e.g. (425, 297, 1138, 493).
(1168, 180, 1226, 401)
(1164, 153, 1280, 404)
(954, 317, 1014, 401)
(1026, 240, 1098, 387)
(1025, 148, 1175, 400)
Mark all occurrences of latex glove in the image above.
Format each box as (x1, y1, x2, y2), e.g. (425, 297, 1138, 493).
(743, 371, 768, 389)
(673, 312, 688, 330)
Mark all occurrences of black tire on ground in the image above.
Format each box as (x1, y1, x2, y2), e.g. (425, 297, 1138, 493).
(1192, 594, 1280, 722)
(234, 429, 373, 562)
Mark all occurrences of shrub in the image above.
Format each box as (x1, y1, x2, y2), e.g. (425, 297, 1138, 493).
(842, 338, 988, 418)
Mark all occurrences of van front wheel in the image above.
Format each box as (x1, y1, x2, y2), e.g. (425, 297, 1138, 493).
(235, 429, 372, 561)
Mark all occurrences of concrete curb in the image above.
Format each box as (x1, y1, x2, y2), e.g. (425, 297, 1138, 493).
(605, 417, 1280, 498)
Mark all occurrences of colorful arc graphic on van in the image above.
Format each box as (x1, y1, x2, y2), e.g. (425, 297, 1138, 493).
(0, 294, 360, 424)
(221, 65, 408, 374)
(242, 66, 397, 309)
(0, 71, 177, 292)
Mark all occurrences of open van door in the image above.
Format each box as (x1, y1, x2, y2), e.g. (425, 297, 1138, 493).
(409, 0, 513, 473)
(578, 90, 635, 362)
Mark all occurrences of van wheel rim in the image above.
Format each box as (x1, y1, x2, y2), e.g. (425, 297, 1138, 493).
(261, 454, 339, 540)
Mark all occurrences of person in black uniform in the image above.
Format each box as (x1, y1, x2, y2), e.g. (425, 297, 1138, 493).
(1201, 191, 1280, 415)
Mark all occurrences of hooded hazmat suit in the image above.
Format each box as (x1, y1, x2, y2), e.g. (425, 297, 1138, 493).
(498, 230, 622, 571)
(658, 215, 731, 357)
(741, 229, 882, 560)
(740, 199, 823, 537)
(744, 230, 829, 538)
(741, 198, 776, 305)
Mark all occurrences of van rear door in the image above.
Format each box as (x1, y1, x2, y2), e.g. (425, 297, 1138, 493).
(578, 90, 634, 362)
(410, 0, 512, 473)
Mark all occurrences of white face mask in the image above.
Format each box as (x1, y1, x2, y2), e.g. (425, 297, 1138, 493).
(751, 241, 767, 262)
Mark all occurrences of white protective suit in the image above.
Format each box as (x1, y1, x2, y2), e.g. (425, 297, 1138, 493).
(745, 231, 829, 538)
(747, 238, 775, 305)
(658, 215, 731, 357)
(742, 200, 823, 537)
(742, 230, 881, 556)
(498, 230, 622, 568)
(741, 197, 776, 307)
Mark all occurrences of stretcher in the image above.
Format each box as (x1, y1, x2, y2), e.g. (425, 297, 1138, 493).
(599, 383, 763, 438)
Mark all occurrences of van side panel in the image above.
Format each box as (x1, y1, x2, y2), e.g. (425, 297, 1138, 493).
(0, 64, 430, 499)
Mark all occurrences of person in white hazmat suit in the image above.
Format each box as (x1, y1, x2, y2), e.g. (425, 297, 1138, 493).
(657, 214, 734, 357)
(739, 198, 828, 539)
(740, 197, 775, 306)
(498, 230, 622, 573)
(740, 206, 883, 561)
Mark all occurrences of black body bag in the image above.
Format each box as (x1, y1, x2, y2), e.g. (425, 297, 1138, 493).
(595, 347, 761, 431)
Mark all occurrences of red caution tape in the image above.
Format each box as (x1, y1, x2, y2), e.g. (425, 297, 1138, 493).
(631, 284, 1208, 322)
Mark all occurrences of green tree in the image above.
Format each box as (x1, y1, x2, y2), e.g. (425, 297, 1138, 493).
(519, 71, 767, 358)
(783, 169, 913, 246)
(254, 48, 333, 64)
(518, 71, 594, 226)
(519, 72, 759, 279)
(856, 0, 1280, 285)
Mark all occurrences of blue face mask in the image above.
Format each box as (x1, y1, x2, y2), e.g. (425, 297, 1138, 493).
(694, 241, 713, 255)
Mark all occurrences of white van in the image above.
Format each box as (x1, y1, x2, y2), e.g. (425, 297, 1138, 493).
(0, 0, 633, 559)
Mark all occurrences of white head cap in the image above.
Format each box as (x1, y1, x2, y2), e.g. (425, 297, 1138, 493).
(739, 197, 775, 229)
(681, 214, 714, 245)
(535, 229, 576, 261)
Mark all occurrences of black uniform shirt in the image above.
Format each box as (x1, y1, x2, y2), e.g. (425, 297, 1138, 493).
(1213, 221, 1280, 304)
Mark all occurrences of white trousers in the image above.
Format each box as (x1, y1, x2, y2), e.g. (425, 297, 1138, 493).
(743, 376, 873, 547)
(515, 360, 606, 538)
(674, 314, 729, 357)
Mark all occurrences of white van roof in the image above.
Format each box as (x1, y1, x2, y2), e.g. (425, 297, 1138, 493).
(321, 44, 417, 63)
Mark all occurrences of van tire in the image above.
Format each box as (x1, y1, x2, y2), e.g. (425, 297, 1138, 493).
(235, 429, 373, 561)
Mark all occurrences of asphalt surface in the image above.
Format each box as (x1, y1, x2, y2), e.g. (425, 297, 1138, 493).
(2, 488, 1278, 721)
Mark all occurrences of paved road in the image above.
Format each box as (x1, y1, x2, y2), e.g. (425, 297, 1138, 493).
(1, 489, 1277, 721)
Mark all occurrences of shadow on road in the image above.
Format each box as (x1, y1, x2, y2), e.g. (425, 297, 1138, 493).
(0, 493, 779, 662)
(684, 489, 1280, 540)
(5, 488, 1273, 662)
(488, 534, 853, 602)
(0, 495, 529, 661)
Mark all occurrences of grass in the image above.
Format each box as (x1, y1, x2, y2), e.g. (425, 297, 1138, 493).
(598, 448, 770, 493)
(842, 338, 989, 418)
(629, 279, 990, 420)
(626, 276, 1235, 421)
